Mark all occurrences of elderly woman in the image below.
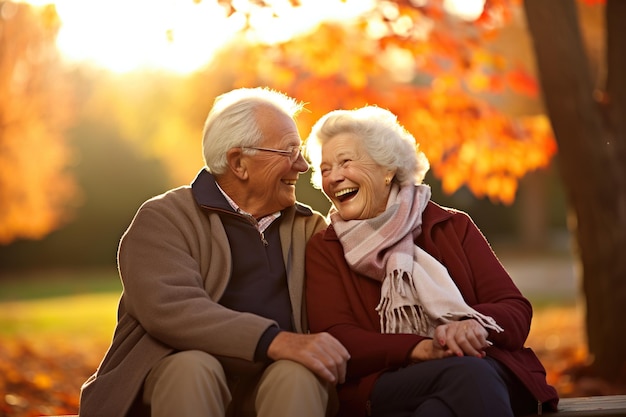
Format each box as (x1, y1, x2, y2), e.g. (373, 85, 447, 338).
(304, 106, 558, 417)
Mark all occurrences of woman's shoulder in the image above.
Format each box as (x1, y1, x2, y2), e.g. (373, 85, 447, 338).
(424, 200, 472, 223)
(307, 223, 339, 246)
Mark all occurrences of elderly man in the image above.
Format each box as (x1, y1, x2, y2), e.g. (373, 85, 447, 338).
(79, 87, 349, 417)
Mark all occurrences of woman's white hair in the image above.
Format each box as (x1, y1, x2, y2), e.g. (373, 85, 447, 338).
(202, 87, 304, 175)
(305, 106, 430, 189)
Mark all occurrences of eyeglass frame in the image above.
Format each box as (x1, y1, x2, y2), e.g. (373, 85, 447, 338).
(241, 145, 304, 163)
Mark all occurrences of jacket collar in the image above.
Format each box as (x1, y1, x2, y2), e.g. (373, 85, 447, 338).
(191, 168, 235, 212)
(190, 168, 314, 217)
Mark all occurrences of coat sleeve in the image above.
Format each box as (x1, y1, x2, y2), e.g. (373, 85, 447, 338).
(434, 211, 533, 351)
(305, 231, 426, 379)
(119, 193, 276, 361)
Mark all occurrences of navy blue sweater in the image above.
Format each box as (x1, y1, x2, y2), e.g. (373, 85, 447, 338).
(191, 170, 291, 363)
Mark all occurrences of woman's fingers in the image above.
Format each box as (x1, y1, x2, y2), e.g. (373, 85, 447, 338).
(435, 320, 490, 358)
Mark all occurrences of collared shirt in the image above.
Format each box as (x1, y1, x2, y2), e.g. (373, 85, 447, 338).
(215, 182, 281, 233)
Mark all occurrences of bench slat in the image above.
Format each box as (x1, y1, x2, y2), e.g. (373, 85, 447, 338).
(555, 395, 626, 416)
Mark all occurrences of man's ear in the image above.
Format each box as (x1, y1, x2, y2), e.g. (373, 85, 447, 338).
(226, 148, 249, 180)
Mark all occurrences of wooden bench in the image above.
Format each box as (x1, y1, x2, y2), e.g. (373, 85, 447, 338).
(551, 395, 626, 416)
(44, 395, 626, 417)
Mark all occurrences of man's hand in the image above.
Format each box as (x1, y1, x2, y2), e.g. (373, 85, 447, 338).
(267, 332, 350, 385)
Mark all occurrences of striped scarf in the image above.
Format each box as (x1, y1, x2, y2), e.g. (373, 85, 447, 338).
(330, 183, 503, 337)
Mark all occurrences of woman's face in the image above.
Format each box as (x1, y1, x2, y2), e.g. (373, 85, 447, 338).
(320, 132, 394, 220)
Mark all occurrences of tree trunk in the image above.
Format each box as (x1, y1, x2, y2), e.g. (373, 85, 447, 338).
(523, 0, 626, 381)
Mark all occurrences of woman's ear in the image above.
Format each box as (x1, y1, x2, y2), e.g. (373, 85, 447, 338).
(386, 168, 398, 185)
(226, 148, 249, 180)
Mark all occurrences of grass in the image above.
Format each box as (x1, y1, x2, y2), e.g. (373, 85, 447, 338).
(0, 267, 122, 301)
(0, 293, 119, 339)
(0, 269, 124, 416)
(0, 268, 121, 343)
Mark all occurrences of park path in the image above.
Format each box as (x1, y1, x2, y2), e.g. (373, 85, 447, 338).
(497, 249, 578, 304)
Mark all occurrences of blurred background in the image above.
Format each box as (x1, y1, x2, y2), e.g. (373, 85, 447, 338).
(1, 0, 624, 416)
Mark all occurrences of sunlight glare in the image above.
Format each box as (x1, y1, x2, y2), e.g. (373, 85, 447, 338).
(52, 0, 236, 73)
(23, 0, 373, 74)
(444, 0, 486, 21)
(244, 0, 374, 44)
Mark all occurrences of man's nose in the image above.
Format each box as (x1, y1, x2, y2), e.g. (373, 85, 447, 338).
(294, 153, 309, 173)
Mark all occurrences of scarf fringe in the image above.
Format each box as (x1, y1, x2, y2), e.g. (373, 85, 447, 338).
(376, 269, 503, 336)
(377, 303, 433, 335)
(447, 312, 504, 334)
(376, 270, 433, 335)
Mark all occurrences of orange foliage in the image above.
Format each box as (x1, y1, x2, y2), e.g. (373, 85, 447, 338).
(0, 2, 76, 244)
(211, 1, 557, 204)
(0, 335, 103, 417)
(507, 65, 539, 97)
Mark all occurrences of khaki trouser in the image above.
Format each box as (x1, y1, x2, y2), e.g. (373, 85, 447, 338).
(143, 350, 336, 417)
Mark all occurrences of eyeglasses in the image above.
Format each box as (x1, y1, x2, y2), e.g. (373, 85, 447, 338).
(242, 146, 304, 163)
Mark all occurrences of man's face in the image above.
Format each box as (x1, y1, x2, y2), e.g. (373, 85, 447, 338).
(244, 106, 309, 217)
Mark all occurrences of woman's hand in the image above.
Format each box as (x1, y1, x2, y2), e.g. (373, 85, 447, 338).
(433, 319, 491, 358)
(409, 338, 454, 362)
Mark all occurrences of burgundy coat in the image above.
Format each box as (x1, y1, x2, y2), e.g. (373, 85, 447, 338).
(305, 201, 558, 416)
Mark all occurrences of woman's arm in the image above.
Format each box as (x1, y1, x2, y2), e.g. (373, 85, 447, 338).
(306, 231, 426, 378)
(442, 212, 533, 351)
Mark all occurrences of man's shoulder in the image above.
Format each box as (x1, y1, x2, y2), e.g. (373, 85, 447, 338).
(293, 201, 319, 217)
(287, 202, 328, 236)
(135, 186, 197, 218)
(143, 185, 193, 205)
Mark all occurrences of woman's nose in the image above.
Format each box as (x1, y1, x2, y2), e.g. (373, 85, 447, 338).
(327, 166, 345, 182)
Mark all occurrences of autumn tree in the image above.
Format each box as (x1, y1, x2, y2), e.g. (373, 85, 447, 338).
(207, 0, 624, 383)
(524, 0, 626, 382)
(0, 1, 76, 245)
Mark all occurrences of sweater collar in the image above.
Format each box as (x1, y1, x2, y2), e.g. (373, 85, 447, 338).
(191, 168, 234, 212)
(190, 168, 315, 217)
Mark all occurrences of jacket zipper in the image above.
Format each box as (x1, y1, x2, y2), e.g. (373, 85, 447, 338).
(243, 214, 268, 246)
